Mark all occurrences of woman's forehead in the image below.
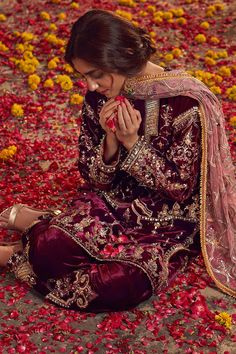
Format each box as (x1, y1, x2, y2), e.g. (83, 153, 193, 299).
(72, 58, 98, 75)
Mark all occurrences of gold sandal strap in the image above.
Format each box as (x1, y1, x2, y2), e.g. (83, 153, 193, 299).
(8, 204, 24, 228)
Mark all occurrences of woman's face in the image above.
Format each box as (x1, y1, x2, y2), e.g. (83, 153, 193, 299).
(72, 58, 126, 98)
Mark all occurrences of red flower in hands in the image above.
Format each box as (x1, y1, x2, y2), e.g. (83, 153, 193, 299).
(115, 95, 125, 103)
(105, 96, 125, 132)
(105, 115, 117, 132)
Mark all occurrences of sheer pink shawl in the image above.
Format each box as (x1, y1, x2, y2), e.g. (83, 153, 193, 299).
(124, 70, 236, 297)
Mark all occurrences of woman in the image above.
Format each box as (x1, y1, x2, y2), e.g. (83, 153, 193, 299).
(0, 10, 235, 312)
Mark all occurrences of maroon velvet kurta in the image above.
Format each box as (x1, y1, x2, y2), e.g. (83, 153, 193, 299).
(8, 90, 201, 312)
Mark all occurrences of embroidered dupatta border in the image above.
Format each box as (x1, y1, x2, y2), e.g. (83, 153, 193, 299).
(199, 107, 236, 298)
(124, 71, 236, 297)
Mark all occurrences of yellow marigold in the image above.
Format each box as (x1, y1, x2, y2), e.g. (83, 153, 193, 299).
(11, 104, 24, 117)
(15, 43, 25, 53)
(0, 145, 17, 161)
(218, 66, 231, 77)
(13, 31, 21, 37)
(154, 11, 163, 17)
(23, 51, 33, 60)
(28, 74, 40, 90)
(63, 63, 74, 73)
(70, 94, 84, 105)
(21, 32, 35, 42)
(163, 11, 173, 20)
(206, 10, 214, 17)
(171, 8, 184, 17)
(205, 57, 216, 66)
(229, 116, 236, 127)
(209, 36, 220, 44)
(226, 86, 236, 101)
(115, 10, 133, 21)
(0, 14, 7, 21)
(43, 78, 54, 88)
(210, 85, 222, 95)
(207, 5, 216, 13)
(172, 48, 182, 58)
(61, 80, 73, 91)
(48, 59, 58, 69)
(215, 312, 232, 329)
(15, 43, 34, 53)
(147, 5, 156, 13)
(214, 74, 223, 83)
(200, 21, 210, 29)
(49, 23, 57, 31)
(215, 3, 225, 11)
(45, 34, 65, 47)
(56, 75, 73, 90)
(205, 50, 217, 59)
(153, 16, 163, 24)
(119, 0, 136, 7)
(40, 11, 51, 21)
(195, 34, 207, 43)
(164, 53, 174, 62)
(19, 60, 36, 74)
(0, 41, 8, 52)
(176, 17, 187, 25)
(217, 50, 228, 58)
(70, 2, 80, 9)
(58, 12, 66, 20)
(149, 31, 156, 38)
(139, 11, 148, 17)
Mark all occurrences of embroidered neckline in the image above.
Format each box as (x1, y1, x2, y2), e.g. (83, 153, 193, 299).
(123, 70, 191, 96)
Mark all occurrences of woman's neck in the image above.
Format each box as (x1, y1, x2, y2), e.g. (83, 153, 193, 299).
(137, 61, 164, 77)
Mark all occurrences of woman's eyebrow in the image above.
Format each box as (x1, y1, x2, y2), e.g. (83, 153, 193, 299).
(76, 69, 98, 76)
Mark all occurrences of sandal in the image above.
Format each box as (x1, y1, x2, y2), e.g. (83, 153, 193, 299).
(0, 204, 61, 231)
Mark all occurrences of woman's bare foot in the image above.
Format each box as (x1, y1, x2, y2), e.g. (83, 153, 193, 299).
(0, 205, 49, 232)
(0, 242, 23, 267)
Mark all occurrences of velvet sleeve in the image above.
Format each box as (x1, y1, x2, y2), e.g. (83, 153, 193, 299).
(120, 102, 201, 202)
(78, 93, 121, 190)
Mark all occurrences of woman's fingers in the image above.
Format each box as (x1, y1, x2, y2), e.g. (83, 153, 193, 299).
(100, 99, 119, 116)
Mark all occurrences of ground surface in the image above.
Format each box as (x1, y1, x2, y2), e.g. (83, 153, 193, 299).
(0, 0, 235, 353)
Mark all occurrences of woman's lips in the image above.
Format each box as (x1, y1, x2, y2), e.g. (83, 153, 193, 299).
(99, 89, 109, 95)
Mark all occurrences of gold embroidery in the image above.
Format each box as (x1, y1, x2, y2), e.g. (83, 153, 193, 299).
(130, 197, 199, 228)
(89, 136, 120, 185)
(7, 245, 37, 287)
(46, 270, 94, 309)
(199, 106, 236, 297)
(124, 71, 191, 93)
(145, 99, 159, 140)
(173, 107, 199, 132)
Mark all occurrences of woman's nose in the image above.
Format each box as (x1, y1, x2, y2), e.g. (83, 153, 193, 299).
(87, 78, 98, 91)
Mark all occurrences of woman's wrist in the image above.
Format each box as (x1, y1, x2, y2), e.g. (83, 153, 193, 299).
(103, 133, 120, 164)
(122, 136, 140, 151)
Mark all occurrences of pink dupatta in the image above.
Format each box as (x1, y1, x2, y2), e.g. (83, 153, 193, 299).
(123, 70, 236, 297)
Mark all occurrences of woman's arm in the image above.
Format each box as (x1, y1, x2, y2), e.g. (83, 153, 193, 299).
(78, 94, 121, 190)
(120, 104, 201, 202)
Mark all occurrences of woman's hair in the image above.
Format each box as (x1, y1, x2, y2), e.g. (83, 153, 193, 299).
(65, 9, 156, 77)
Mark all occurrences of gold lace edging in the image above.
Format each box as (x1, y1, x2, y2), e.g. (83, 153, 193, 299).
(199, 106, 236, 298)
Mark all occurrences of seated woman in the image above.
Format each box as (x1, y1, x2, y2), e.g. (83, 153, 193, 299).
(0, 9, 235, 312)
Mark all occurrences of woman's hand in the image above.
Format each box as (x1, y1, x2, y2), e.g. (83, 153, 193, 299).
(99, 99, 120, 164)
(99, 98, 120, 134)
(115, 98, 142, 150)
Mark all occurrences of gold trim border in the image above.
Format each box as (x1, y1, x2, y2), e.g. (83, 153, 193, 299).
(199, 106, 236, 298)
